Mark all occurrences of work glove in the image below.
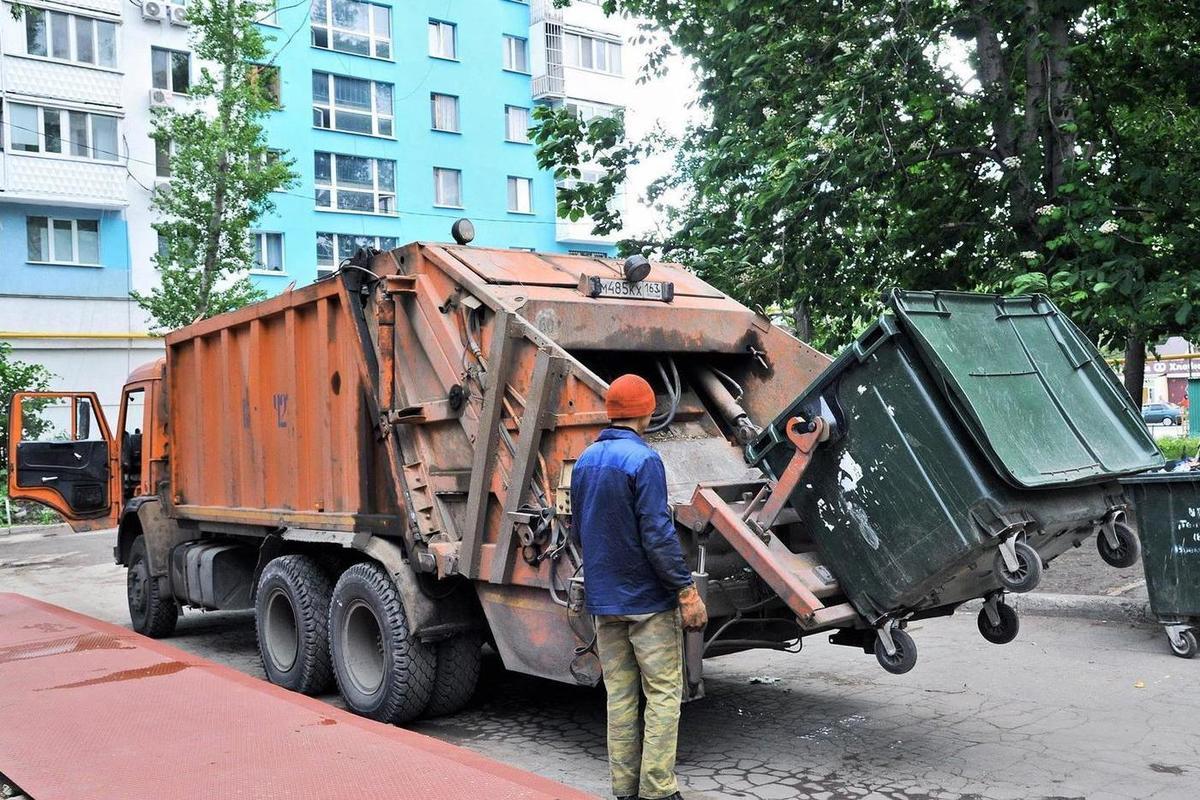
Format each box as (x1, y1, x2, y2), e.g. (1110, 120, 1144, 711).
(678, 584, 708, 632)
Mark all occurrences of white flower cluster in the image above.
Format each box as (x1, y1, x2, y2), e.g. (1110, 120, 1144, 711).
(1098, 219, 1119, 235)
(763, 107, 777, 119)
(1036, 205, 1056, 216)
(1020, 250, 1040, 260)
(1002, 156, 1021, 169)
(1150, 236, 1174, 254)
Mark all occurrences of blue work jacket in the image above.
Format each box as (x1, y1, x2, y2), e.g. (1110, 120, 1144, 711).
(571, 427, 693, 615)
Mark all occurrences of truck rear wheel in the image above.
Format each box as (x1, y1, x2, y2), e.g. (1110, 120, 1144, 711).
(127, 535, 179, 638)
(329, 562, 435, 724)
(255, 555, 334, 695)
(424, 633, 483, 717)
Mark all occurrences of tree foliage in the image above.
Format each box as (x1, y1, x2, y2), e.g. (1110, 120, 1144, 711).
(133, 0, 294, 332)
(0, 343, 53, 473)
(539, 1, 1200, 398)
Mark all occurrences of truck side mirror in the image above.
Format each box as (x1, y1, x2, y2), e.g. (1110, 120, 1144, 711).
(76, 398, 92, 441)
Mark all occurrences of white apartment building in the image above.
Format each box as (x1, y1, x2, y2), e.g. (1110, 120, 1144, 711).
(530, 0, 634, 254)
(0, 0, 201, 418)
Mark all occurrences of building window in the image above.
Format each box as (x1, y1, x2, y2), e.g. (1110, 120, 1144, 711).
(563, 32, 622, 75)
(25, 9, 117, 68)
(565, 99, 619, 121)
(433, 167, 462, 208)
(154, 138, 172, 177)
(257, 0, 280, 25)
(507, 176, 532, 213)
(251, 65, 282, 106)
(316, 232, 399, 267)
(251, 232, 285, 272)
(311, 0, 391, 60)
(428, 20, 456, 59)
(502, 35, 528, 72)
(430, 93, 459, 132)
(7, 103, 118, 161)
(313, 72, 393, 136)
(505, 105, 530, 143)
(314, 152, 396, 214)
(151, 48, 191, 94)
(26, 216, 100, 265)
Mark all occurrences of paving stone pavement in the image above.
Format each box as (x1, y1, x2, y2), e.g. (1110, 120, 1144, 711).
(4, 528, 1198, 799)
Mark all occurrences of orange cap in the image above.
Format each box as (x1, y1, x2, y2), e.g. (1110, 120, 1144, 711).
(606, 374, 657, 420)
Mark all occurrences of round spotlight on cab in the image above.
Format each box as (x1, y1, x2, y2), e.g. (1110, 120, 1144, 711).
(623, 254, 651, 283)
(451, 218, 475, 245)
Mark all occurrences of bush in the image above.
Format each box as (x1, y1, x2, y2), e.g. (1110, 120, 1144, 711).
(1158, 437, 1200, 461)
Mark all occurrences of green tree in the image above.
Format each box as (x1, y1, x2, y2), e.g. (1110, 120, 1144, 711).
(133, 0, 294, 332)
(0, 343, 53, 474)
(538, 1, 1200, 400)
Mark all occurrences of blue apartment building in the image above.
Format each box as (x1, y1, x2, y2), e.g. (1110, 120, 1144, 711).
(249, 0, 599, 290)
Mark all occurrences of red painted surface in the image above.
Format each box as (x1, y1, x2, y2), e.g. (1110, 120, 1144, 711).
(0, 593, 595, 800)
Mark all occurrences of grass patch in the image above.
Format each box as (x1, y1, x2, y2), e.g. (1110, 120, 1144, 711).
(1158, 436, 1200, 461)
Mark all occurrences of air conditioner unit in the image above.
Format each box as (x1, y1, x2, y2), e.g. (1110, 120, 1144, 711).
(142, 0, 167, 21)
(149, 88, 172, 107)
(168, 5, 189, 26)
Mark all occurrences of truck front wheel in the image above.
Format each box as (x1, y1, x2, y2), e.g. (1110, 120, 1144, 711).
(255, 555, 335, 695)
(127, 535, 179, 638)
(329, 561, 436, 724)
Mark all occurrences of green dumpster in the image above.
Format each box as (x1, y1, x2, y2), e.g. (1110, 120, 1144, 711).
(1120, 472, 1200, 658)
(747, 290, 1163, 671)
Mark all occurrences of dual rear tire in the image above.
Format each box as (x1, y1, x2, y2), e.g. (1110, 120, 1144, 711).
(254, 557, 480, 723)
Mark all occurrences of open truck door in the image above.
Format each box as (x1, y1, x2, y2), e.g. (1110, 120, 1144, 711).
(6, 392, 118, 531)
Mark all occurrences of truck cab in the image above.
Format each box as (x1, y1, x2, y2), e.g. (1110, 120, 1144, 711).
(7, 359, 166, 533)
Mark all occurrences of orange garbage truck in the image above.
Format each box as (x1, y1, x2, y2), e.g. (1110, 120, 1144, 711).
(5, 238, 1157, 722)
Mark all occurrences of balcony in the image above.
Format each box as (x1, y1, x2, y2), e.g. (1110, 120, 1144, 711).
(0, 153, 127, 208)
(3, 55, 123, 110)
(556, 216, 620, 246)
(530, 0, 563, 25)
(532, 73, 565, 100)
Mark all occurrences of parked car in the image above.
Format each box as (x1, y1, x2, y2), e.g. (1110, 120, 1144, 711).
(1142, 402, 1184, 426)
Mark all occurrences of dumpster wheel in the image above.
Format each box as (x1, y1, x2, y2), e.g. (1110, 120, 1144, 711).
(874, 624, 917, 674)
(1167, 627, 1199, 659)
(977, 597, 1019, 645)
(992, 539, 1042, 593)
(1097, 521, 1141, 569)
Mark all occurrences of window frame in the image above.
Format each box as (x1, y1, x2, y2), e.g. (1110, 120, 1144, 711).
(311, 0, 392, 60)
(314, 151, 397, 216)
(428, 19, 457, 60)
(26, 215, 102, 266)
(502, 34, 529, 73)
(6, 101, 119, 163)
(23, 7, 118, 70)
(507, 175, 533, 214)
(430, 92, 460, 133)
(432, 167, 463, 209)
(504, 105, 531, 143)
(151, 47, 191, 94)
(249, 231, 286, 274)
(312, 71, 394, 138)
(563, 31, 623, 76)
(316, 232, 400, 268)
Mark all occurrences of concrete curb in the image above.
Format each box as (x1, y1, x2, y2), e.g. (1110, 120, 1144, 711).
(962, 592, 1156, 626)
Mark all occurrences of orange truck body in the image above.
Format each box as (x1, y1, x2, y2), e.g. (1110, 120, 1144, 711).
(8, 241, 866, 712)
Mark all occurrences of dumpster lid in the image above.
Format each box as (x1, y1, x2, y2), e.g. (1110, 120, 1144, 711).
(888, 290, 1164, 488)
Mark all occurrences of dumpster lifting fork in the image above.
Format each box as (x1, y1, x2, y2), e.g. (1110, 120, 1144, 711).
(676, 416, 858, 632)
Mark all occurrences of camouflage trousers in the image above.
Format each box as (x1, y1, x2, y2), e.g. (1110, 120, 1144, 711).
(595, 608, 684, 800)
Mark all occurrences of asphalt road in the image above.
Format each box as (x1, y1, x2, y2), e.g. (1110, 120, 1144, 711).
(2, 526, 1197, 800)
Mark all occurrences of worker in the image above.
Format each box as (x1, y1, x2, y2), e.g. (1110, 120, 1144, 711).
(571, 373, 709, 800)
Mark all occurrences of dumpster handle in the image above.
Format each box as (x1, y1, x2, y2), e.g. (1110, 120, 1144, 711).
(852, 317, 899, 362)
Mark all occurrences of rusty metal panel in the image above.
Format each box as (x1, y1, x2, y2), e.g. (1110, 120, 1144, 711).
(0, 593, 596, 800)
(167, 282, 391, 524)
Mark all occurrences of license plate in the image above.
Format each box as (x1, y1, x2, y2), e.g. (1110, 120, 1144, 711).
(579, 275, 675, 302)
